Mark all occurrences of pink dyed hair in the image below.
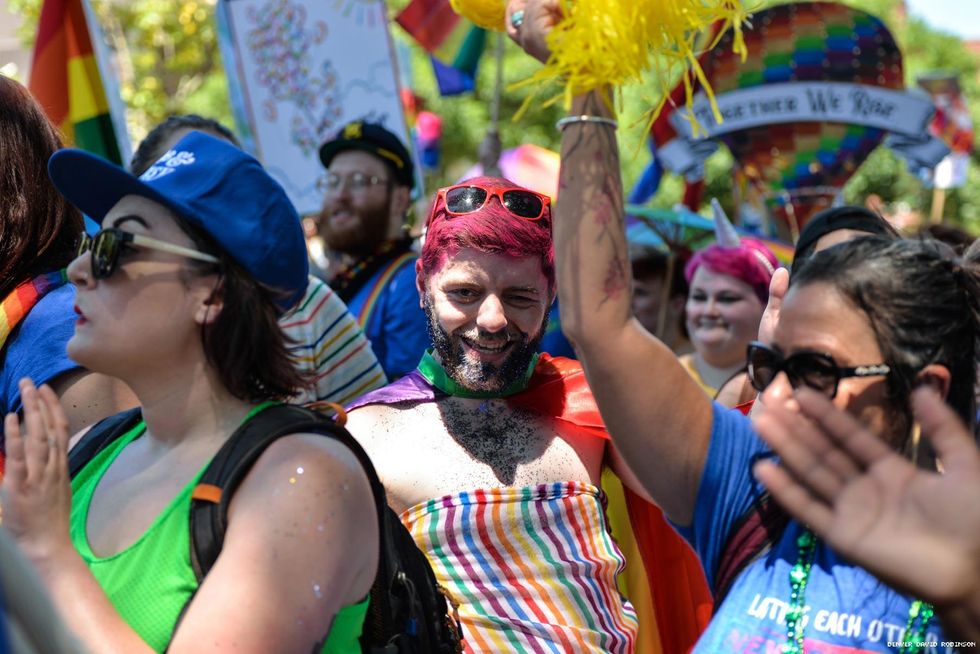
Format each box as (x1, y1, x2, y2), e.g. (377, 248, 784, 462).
(684, 237, 779, 303)
(420, 176, 555, 293)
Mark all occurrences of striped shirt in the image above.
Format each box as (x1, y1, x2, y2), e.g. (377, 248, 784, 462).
(281, 276, 387, 406)
(401, 482, 639, 653)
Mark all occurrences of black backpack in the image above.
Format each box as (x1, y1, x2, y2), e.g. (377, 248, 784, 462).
(69, 404, 464, 654)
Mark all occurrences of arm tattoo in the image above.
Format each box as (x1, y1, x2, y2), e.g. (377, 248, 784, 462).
(558, 91, 631, 309)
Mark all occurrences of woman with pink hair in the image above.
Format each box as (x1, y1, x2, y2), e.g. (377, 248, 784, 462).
(679, 237, 778, 397)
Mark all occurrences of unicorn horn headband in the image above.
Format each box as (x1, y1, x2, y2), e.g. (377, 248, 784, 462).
(711, 198, 776, 277)
(711, 198, 742, 248)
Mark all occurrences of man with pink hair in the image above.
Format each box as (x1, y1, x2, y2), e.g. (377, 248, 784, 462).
(344, 177, 710, 653)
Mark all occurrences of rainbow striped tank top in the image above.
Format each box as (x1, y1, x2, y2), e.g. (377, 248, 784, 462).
(400, 482, 639, 653)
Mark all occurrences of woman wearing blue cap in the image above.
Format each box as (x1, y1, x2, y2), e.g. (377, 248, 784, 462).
(1, 131, 378, 653)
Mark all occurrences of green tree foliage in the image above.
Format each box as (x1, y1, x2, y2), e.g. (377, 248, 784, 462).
(9, 0, 979, 231)
(11, 0, 230, 143)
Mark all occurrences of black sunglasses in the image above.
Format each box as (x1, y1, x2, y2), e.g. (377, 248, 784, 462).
(76, 228, 219, 280)
(746, 341, 891, 399)
(438, 184, 551, 221)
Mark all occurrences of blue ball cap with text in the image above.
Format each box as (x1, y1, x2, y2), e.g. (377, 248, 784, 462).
(48, 130, 309, 313)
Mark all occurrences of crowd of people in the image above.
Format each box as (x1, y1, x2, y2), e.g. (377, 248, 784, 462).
(1, 0, 979, 651)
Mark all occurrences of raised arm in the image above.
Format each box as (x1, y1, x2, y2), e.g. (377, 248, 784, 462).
(508, 0, 713, 524)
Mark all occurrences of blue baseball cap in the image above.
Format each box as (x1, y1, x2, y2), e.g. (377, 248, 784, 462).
(48, 130, 309, 313)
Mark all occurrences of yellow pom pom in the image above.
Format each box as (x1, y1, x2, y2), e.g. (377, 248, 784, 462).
(450, 0, 507, 31)
(512, 0, 748, 127)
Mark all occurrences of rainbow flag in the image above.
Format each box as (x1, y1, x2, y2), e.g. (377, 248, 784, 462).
(29, 0, 122, 164)
(396, 0, 486, 96)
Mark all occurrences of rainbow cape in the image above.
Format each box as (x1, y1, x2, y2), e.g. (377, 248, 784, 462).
(29, 0, 122, 164)
(349, 353, 713, 653)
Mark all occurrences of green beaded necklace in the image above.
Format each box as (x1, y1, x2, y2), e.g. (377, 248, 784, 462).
(783, 529, 934, 654)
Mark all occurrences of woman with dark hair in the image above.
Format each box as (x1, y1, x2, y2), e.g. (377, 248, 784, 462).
(680, 238, 778, 395)
(0, 75, 134, 441)
(1, 131, 378, 653)
(129, 114, 386, 407)
(508, 1, 979, 648)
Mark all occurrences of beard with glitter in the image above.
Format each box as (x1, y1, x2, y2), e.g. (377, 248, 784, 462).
(423, 294, 548, 394)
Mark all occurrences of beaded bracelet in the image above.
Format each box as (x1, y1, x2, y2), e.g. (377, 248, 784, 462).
(555, 115, 618, 131)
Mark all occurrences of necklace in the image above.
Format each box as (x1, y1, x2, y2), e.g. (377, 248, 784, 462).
(783, 529, 933, 654)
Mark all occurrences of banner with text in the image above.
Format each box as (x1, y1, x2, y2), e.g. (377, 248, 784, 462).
(659, 82, 946, 177)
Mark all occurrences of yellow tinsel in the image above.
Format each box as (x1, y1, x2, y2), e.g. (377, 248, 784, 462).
(450, 0, 507, 31)
(511, 0, 748, 127)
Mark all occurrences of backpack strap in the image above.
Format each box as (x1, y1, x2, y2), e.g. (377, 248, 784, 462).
(188, 403, 389, 582)
(164, 404, 390, 653)
(712, 490, 791, 609)
(68, 408, 143, 479)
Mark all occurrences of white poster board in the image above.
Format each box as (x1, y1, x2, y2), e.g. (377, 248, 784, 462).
(219, 0, 408, 215)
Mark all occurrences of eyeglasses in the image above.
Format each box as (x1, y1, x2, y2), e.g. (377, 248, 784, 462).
(317, 172, 389, 194)
(437, 184, 551, 221)
(746, 341, 891, 399)
(76, 228, 219, 280)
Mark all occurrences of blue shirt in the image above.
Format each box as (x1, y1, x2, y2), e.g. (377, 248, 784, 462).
(346, 256, 428, 380)
(678, 403, 952, 654)
(1, 284, 80, 422)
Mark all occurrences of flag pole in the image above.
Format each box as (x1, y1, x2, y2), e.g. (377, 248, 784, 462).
(478, 31, 504, 177)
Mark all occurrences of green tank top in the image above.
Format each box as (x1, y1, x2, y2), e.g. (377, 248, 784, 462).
(69, 406, 370, 653)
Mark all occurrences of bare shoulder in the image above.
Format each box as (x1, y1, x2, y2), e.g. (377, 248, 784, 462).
(345, 401, 422, 443)
(225, 431, 378, 576)
(175, 430, 380, 652)
(242, 432, 371, 490)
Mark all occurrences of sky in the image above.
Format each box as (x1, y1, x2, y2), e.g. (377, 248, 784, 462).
(906, 0, 980, 40)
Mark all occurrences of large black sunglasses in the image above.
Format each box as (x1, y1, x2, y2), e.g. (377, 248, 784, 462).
(77, 228, 219, 280)
(438, 184, 551, 221)
(746, 341, 891, 399)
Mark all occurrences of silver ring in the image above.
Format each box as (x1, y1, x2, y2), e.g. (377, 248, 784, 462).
(510, 9, 525, 28)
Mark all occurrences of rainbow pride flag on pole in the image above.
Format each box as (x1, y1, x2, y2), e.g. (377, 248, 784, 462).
(396, 0, 486, 96)
(29, 0, 123, 164)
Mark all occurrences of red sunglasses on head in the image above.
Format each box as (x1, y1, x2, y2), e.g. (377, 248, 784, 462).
(436, 184, 551, 222)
